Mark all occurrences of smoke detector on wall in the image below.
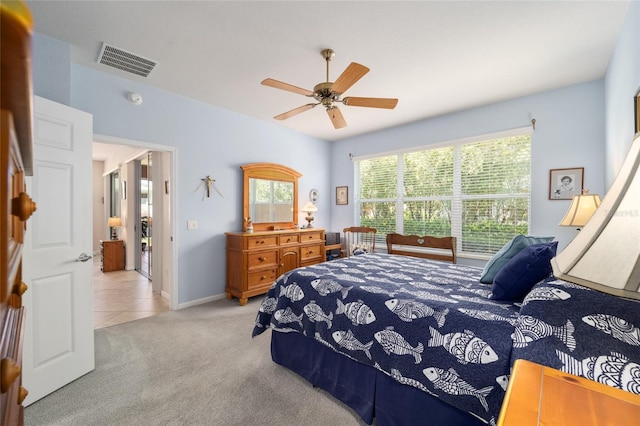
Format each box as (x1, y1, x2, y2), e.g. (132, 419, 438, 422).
(127, 92, 143, 105)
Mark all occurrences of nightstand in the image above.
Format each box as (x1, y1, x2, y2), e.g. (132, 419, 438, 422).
(100, 239, 125, 272)
(498, 359, 640, 425)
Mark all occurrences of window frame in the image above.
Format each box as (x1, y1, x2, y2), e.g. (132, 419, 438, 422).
(353, 127, 532, 258)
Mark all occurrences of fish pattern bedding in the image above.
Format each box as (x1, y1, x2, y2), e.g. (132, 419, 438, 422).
(511, 278, 640, 395)
(252, 253, 640, 424)
(253, 253, 520, 424)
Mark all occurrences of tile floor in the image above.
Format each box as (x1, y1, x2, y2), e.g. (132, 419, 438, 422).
(93, 259, 169, 329)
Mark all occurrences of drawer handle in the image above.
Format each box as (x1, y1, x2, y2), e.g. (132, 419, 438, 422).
(12, 281, 28, 296)
(12, 192, 37, 222)
(258, 257, 266, 262)
(286, 238, 291, 242)
(260, 275, 266, 280)
(18, 386, 28, 404)
(1, 358, 21, 393)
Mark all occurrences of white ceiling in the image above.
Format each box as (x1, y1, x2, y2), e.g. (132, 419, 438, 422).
(27, 1, 630, 142)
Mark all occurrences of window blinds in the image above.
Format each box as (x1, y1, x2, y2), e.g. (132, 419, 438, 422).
(355, 132, 531, 255)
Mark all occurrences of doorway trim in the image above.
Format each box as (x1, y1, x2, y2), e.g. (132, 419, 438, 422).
(94, 133, 178, 310)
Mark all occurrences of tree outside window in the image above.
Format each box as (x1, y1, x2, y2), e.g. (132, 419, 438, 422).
(355, 133, 531, 255)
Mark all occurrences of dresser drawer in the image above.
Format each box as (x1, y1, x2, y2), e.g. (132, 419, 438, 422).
(247, 235, 278, 249)
(247, 250, 278, 270)
(248, 268, 278, 288)
(225, 229, 325, 305)
(301, 244, 323, 261)
(301, 231, 323, 243)
(279, 234, 300, 245)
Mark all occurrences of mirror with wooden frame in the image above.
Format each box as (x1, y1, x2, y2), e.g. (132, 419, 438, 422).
(242, 163, 301, 232)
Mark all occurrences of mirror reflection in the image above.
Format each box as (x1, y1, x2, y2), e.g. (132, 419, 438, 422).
(249, 178, 294, 223)
(242, 163, 300, 232)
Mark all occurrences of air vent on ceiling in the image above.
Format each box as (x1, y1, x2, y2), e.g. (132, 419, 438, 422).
(97, 43, 157, 78)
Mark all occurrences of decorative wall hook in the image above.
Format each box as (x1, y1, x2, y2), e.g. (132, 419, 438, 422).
(200, 175, 224, 200)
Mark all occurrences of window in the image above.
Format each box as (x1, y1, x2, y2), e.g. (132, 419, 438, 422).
(355, 131, 531, 256)
(250, 178, 294, 223)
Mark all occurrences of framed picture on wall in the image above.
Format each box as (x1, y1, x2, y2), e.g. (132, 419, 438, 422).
(549, 167, 584, 200)
(336, 186, 348, 205)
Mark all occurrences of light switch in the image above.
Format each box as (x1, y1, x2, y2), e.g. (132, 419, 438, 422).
(187, 220, 198, 230)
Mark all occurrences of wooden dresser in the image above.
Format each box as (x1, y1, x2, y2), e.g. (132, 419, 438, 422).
(100, 240, 125, 272)
(498, 359, 640, 425)
(1, 2, 36, 425)
(225, 229, 325, 305)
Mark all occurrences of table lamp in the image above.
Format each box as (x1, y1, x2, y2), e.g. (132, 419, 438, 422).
(552, 133, 640, 300)
(301, 202, 318, 228)
(108, 216, 122, 240)
(559, 190, 601, 230)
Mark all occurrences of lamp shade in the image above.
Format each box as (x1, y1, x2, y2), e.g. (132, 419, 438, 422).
(559, 191, 601, 227)
(108, 216, 122, 227)
(552, 133, 640, 299)
(301, 202, 318, 213)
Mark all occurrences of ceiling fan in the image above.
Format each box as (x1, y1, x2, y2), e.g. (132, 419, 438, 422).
(261, 49, 398, 129)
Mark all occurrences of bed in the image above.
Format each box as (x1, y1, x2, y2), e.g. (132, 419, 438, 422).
(252, 237, 640, 425)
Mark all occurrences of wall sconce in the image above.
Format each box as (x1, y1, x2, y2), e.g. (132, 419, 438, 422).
(108, 216, 123, 240)
(301, 202, 318, 228)
(559, 190, 601, 230)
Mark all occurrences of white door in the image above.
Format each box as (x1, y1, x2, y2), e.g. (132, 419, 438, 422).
(22, 96, 94, 405)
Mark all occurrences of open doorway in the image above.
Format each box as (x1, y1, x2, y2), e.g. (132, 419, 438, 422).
(92, 136, 176, 328)
(135, 153, 152, 279)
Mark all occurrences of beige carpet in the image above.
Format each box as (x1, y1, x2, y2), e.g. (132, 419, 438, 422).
(24, 297, 367, 426)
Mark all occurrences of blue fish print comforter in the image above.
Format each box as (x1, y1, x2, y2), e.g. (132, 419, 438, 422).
(511, 278, 640, 396)
(253, 253, 521, 424)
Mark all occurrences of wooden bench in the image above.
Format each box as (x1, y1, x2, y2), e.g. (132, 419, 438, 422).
(386, 233, 457, 264)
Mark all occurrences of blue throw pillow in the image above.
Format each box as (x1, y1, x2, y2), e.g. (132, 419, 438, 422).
(479, 235, 554, 284)
(489, 242, 558, 301)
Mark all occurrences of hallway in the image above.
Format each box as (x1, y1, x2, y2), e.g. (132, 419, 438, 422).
(93, 259, 169, 329)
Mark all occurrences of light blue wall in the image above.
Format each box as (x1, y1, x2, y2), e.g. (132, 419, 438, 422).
(32, 33, 70, 105)
(71, 67, 331, 304)
(329, 80, 606, 260)
(604, 0, 640, 188)
(33, 34, 331, 305)
(32, 0, 637, 304)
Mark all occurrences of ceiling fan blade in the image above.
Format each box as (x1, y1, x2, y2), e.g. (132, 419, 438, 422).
(331, 62, 370, 94)
(327, 106, 347, 129)
(274, 103, 316, 120)
(261, 78, 314, 97)
(342, 97, 398, 109)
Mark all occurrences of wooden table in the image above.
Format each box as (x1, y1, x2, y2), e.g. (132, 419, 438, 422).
(498, 359, 640, 425)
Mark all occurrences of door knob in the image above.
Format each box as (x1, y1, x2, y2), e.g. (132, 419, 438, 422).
(74, 252, 93, 262)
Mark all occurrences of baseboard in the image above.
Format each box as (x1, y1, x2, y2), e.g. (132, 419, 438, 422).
(174, 293, 227, 310)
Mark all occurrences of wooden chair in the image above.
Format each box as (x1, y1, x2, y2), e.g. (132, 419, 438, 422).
(342, 226, 377, 257)
(386, 233, 457, 264)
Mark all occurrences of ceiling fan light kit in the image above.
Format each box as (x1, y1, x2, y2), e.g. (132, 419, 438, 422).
(261, 48, 398, 129)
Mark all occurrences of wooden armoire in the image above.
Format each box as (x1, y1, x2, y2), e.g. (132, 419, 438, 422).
(1, 2, 37, 424)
